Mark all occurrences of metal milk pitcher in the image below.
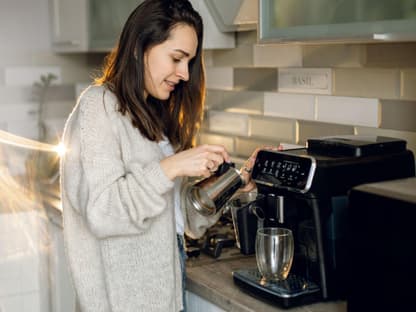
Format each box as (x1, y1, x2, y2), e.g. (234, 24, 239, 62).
(187, 162, 243, 216)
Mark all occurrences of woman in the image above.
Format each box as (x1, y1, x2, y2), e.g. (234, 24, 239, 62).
(60, 1, 255, 311)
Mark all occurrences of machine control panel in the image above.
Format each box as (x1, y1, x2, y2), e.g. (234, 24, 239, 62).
(252, 150, 316, 193)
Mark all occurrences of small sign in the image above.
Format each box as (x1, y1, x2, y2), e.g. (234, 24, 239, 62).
(278, 68, 332, 95)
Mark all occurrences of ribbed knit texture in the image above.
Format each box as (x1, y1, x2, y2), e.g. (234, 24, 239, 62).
(60, 86, 183, 312)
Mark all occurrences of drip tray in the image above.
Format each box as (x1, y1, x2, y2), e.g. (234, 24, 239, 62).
(233, 268, 321, 308)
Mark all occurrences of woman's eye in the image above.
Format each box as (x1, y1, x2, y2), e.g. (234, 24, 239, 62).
(172, 58, 181, 63)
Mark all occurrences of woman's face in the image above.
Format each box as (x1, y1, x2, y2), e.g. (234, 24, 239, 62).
(143, 24, 198, 100)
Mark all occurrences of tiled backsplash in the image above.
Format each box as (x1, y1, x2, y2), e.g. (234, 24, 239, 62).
(1, 31, 415, 165)
(199, 31, 416, 161)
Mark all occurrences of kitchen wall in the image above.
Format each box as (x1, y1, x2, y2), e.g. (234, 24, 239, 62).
(0, 0, 103, 141)
(201, 32, 416, 165)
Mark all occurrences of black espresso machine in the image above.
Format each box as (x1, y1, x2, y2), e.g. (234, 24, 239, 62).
(232, 135, 415, 308)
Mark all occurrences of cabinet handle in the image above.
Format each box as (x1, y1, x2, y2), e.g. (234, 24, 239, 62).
(53, 40, 81, 46)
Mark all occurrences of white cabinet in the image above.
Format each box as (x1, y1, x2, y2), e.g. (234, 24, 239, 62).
(0, 211, 49, 312)
(205, 0, 258, 32)
(186, 291, 226, 312)
(49, 0, 140, 52)
(49, 0, 235, 52)
(189, 0, 235, 49)
(49, 0, 89, 52)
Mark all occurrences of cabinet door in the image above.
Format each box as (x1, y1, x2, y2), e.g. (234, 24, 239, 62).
(50, 0, 88, 52)
(205, 0, 258, 32)
(89, 0, 142, 51)
(190, 0, 235, 49)
(259, 0, 416, 43)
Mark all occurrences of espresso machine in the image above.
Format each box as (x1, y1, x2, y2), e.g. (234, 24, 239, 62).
(232, 135, 415, 308)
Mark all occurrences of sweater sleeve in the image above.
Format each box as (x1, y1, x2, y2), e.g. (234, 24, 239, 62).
(63, 88, 174, 239)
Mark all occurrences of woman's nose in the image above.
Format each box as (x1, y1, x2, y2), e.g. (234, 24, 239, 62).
(176, 63, 189, 81)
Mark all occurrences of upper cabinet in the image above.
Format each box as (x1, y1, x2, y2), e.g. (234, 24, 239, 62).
(50, 0, 235, 53)
(50, 0, 139, 52)
(259, 0, 416, 43)
(189, 0, 235, 49)
(205, 0, 258, 32)
(89, 0, 140, 51)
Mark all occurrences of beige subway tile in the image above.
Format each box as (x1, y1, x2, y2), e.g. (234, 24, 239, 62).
(380, 100, 416, 132)
(205, 67, 234, 89)
(334, 68, 400, 99)
(0, 102, 39, 123)
(234, 68, 278, 91)
(303, 44, 366, 68)
(198, 132, 235, 153)
(203, 50, 214, 67)
(230, 156, 247, 168)
(355, 126, 416, 157)
(366, 43, 416, 67)
(205, 89, 263, 114)
(0, 86, 34, 102)
(208, 110, 249, 136)
(34, 52, 102, 84)
(5, 66, 61, 86)
(212, 45, 254, 67)
(0, 68, 5, 85)
(42, 100, 75, 119)
(236, 30, 258, 46)
(401, 69, 416, 100)
(249, 116, 295, 142)
(316, 95, 380, 127)
(264, 92, 315, 121)
(253, 44, 302, 67)
(278, 68, 332, 95)
(222, 90, 264, 115)
(235, 137, 280, 158)
(297, 120, 354, 145)
(205, 89, 225, 110)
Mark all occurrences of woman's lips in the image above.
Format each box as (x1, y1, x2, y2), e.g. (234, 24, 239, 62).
(165, 80, 176, 91)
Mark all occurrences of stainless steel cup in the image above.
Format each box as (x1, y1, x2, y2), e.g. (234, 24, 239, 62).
(188, 163, 243, 216)
(255, 227, 294, 281)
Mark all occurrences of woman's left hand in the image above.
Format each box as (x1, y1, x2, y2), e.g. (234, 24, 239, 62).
(239, 145, 281, 192)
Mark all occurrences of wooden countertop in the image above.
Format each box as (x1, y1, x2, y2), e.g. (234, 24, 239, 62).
(186, 249, 346, 312)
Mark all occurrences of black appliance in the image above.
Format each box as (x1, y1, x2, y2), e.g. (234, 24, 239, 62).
(232, 135, 415, 308)
(347, 177, 416, 312)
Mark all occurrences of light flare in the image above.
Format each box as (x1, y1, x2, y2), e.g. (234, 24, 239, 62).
(0, 129, 65, 258)
(0, 129, 65, 154)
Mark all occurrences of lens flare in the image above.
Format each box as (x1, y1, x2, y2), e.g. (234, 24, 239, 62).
(0, 128, 64, 260)
(0, 129, 62, 153)
(53, 142, 67, 157)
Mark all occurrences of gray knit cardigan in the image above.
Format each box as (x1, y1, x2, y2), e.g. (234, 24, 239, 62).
(60, 86, 218, 312)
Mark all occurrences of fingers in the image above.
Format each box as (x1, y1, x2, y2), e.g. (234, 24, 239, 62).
(165, 144, 231, 179)
(238, 145, 279, 191)
(199, 144, 231, 163)
(198, 144, 230, 172)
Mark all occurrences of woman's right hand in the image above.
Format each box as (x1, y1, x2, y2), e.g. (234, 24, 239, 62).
(160, 144, 231, 180)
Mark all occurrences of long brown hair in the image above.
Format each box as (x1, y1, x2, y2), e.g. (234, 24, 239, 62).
(95, 0, 205, 151)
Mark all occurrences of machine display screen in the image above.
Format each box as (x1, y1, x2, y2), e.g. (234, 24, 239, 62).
(252, 150, 316, 193)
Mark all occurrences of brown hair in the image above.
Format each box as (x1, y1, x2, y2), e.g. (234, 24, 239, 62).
(95, 0, 205, 151)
